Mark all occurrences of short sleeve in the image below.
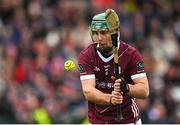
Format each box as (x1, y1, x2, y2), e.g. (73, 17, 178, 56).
(128, 50, 146, 80)
(78, 52, 95, 80)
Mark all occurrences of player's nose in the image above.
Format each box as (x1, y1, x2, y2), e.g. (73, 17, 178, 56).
(97, 33, 103, 41)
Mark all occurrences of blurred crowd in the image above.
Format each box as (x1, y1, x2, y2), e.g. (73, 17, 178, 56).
(0, 0, 179, 124)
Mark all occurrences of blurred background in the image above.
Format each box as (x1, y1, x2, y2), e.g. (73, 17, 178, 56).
(0, 0, 179, 124)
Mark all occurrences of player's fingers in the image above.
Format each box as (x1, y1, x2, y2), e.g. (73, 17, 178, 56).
(114, 82, 120, 91)
(115, 97, 123, 104)
(114, 97, 123, 104)
(115, 78, 122, 83)
(114, 83, 120, 88)
(111, 97, 122, 105)
(112, 91, 122, 97)
(114, 87, 120, 92)
(111, 91, 123, 104)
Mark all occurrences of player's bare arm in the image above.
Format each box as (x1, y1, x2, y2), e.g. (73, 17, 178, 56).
(81, 78, 123, 105)
(114, 77, 149, 99)
(128, 77, 149, 98)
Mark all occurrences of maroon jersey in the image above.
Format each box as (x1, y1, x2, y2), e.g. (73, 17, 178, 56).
(78, 41, 146, 124)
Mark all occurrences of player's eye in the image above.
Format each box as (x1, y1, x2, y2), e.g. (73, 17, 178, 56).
(92, 31, 98, 35)
(99, 31, 107, 34)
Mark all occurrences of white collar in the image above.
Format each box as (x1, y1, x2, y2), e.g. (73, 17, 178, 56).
(97, 41, 120, 62)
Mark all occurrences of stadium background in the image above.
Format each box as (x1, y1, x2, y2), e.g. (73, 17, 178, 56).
(0, 0, 179, 124)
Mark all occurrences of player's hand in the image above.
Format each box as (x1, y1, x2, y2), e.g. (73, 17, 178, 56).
(111, 76, 122, 92)
(114, 78, 122, 92)
(111, 76, 130, 93)
(110, 91, 123, 105)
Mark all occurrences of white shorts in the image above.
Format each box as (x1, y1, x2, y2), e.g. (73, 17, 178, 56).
(125, 119, 142, 125)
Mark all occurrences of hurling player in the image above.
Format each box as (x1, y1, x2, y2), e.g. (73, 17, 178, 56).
(78, 8, 149, 124)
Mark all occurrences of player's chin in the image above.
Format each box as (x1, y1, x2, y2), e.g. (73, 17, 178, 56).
(97, 47, 113, 53)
